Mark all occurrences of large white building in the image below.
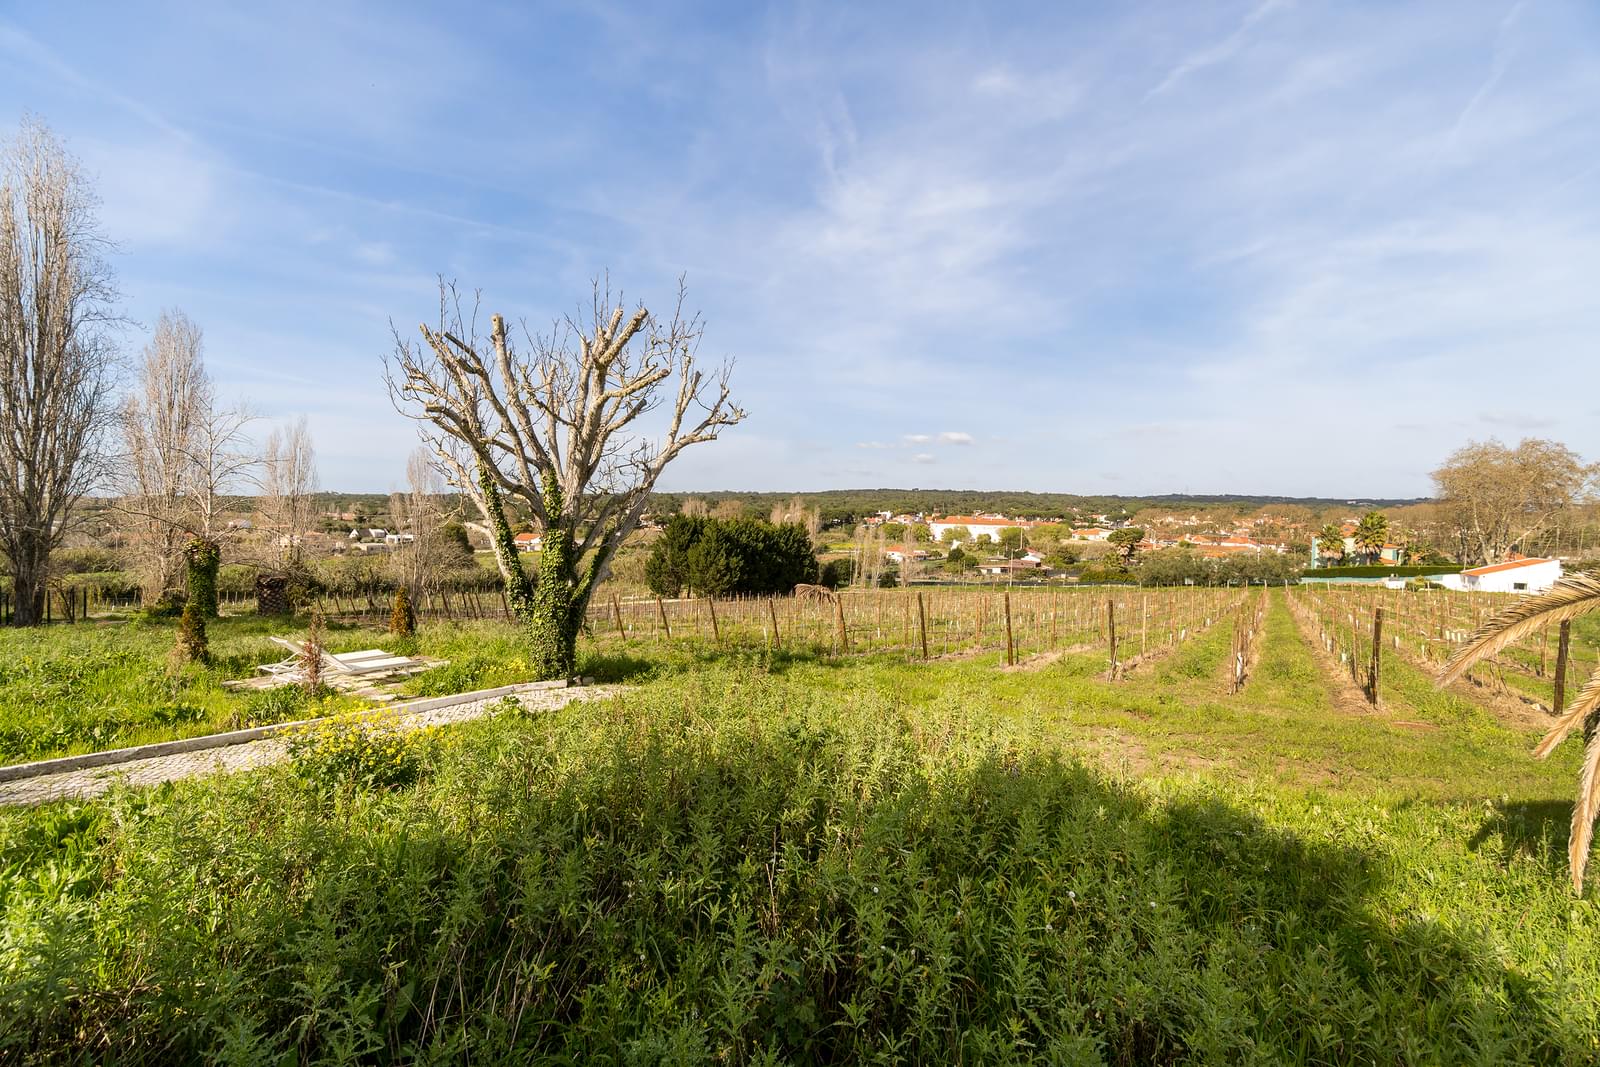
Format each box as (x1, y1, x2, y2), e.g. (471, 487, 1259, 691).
(927, 515, 1060, 543)
(1448, 556, 1563, 594)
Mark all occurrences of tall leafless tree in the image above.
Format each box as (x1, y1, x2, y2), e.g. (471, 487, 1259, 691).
(261, 416, 318, 568)
(390, 445, 447, 601)
(119, 310, 205, 596)
(185, 400, 258, 543)
(0, 118, 119, 625)
(386, 278, 744, 678)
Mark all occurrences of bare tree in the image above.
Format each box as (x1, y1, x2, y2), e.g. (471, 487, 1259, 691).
(392, 445, 446, 600)
(0, 118, 119, 626)
(261, 417, 318, 568)
(119, 310, 207, 597)
(1433, 438, 1597, 566)
(185, 401, 258, 543)
(387, 278, 744, 678)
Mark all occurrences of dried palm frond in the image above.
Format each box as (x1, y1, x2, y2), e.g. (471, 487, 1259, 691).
(1533, 662, 1600, 759)
(1571, 728, 1600, 893)
(1436, 575, 1600, 688)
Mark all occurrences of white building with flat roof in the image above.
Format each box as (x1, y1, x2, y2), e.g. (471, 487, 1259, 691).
(1456, 556, 1562, 594)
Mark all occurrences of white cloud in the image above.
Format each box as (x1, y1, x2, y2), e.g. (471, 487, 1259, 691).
(938, 431, 975, 445)
(912, 453, 936, 464)
(903, 433, 931, 444)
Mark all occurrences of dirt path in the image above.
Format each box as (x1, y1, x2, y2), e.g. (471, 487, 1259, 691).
(1282, 593, 1406, 719)
(1281, 593, 1554, 733)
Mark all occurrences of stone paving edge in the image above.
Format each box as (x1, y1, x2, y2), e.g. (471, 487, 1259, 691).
(0, 678, 590, 785)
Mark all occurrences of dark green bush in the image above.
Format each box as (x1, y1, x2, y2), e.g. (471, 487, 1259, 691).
(1306, 564, 1461, 578)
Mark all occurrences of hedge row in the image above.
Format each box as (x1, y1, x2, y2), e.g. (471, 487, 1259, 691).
(1304, 564, 1461, 578)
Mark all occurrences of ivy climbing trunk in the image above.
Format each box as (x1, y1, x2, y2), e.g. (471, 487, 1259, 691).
(479, 464, 534, 622)
(529, 477, 580, 679)
(184, 537, 221, 619)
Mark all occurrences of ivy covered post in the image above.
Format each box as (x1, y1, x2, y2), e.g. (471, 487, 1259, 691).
(387, 279, 745, 682)
(184, 537, 221, 619)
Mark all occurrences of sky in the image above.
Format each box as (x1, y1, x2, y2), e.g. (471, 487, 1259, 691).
(2, 0, 1597, 498)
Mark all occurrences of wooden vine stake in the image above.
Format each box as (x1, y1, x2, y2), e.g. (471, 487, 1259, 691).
(1003, 593, 1015, 666)
(768, 597, 782, 650)
(1367, 606, 1383, 706)
(834, 595, 849, 653)
(1106, 598, 1118, 679)
(1554, 620, 1571, 713)
(656, 596, 671, 639)
(707, 596, 721, 642)
(916, 592, 929, 660)
(612, 594, 625, 635)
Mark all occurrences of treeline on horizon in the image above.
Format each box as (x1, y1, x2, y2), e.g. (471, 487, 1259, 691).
(80, 488, 1427, 528)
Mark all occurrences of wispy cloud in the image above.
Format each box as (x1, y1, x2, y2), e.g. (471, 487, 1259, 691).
(2, 1, 1596, 495)
(1147, 0, 1292, 99)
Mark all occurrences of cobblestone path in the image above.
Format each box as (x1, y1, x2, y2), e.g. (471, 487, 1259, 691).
(0, 684, 624, 807)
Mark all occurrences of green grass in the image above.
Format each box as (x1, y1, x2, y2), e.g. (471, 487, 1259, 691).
(1, 592, 1598, 1061)
(0, 616, 594, 764)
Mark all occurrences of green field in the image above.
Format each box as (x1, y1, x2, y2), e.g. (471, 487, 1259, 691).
(2, 591, 1598, 1062)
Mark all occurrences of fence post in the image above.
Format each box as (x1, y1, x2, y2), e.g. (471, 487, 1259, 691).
(1003, 593, 1015, 666)
(769, 597, 782, 649)
(1106, 598, 1117, 678)
(1554, 620, 1571, 712)
(707, 597, 721, 642)
(916, 592, 929, 660)
(612, 594, 625, 635)
(834, 594, 849, 653)
(656, 596, 671, 639)
(1368, 606, 1383, 706)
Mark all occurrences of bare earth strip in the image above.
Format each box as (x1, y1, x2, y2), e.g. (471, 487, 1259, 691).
(0, 685, 625, 807)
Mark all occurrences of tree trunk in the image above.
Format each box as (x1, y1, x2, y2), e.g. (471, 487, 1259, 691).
(528, 478, 579, 679)
(8, 533, 50, 626)
(477, 464, 535, 622)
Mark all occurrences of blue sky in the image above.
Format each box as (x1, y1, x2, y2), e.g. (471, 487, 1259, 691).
(3, 1, 1597, 497)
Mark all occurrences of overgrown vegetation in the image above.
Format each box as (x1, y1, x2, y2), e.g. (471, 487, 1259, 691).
(1, 605, 1596, 1060)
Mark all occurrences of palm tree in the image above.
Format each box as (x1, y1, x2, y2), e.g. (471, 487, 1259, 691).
(1353, 511, 1388, 564)
(1438, 574, 1600, 892)
(1316, 523, 1347, 567)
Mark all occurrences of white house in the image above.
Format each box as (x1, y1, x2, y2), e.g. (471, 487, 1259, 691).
(928, 515, 1061, 543)
(1457, 556, 1562, 594)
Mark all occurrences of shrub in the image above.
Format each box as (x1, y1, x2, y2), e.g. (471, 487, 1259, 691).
(173, 601, 209, 666)
(645, 515, 819, 596)
(390, 586, 415, 636)
(300, 610, 327, 694)
(285, 713, 434, 791)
